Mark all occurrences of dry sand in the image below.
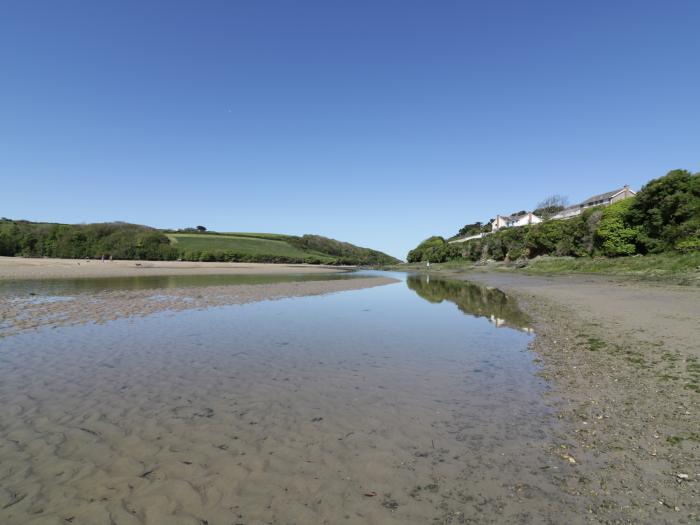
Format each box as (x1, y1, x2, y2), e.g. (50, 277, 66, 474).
(439, 270, 700, 523)
(0, 257, 347, 281)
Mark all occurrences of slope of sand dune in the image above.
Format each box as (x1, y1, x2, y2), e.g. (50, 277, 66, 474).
(0, 256, 347, 280)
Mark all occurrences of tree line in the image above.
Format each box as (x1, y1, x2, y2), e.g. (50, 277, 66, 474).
(408, 169, 699, 263)
(0, 221, 179, 261)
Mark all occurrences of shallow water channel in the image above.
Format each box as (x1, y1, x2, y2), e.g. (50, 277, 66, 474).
(0, 272, 565, 524)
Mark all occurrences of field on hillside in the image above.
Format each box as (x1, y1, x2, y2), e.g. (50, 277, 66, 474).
(166, 233, 334, 261)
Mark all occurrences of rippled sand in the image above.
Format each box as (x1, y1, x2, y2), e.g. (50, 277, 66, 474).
(0, 278, 573, 524)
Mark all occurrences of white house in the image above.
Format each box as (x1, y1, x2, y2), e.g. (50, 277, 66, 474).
(491, 212, 542, 232)
(552, 185, 636, 220)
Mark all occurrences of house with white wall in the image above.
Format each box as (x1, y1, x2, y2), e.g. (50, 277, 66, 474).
(491, 212, 542, 232)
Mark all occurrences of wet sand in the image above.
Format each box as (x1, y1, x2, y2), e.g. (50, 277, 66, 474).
(0, 257, 347, 281)
(0, 275, 573, 525)
(0, 277, 397, 337)
(441, 271, 700, 523)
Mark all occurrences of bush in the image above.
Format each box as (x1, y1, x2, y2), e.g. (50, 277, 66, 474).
(595, 199, 640, 256)
(626, 169, 700, 253)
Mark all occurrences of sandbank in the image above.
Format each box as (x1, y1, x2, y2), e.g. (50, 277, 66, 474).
(0, 256, 347, 281)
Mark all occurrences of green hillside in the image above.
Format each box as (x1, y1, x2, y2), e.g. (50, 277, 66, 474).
(0, 220, 399, 266)
(167, 233, 334, 262)
(166, 231, 398, 265)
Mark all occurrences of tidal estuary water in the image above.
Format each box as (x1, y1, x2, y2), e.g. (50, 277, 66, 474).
(0, 272, 568, 524)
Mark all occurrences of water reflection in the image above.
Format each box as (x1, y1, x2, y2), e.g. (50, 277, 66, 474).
(406, 274, 533, 333)
(0, 272, 358, 297)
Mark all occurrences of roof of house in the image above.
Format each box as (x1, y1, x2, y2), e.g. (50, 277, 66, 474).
(581, 186, 635, 206)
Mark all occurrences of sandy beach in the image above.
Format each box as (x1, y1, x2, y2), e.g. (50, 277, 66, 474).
(0, 257, 347, 281)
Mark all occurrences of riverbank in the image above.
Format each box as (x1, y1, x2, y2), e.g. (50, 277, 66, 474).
(425, 269, 700, 523)
(0, 256, 348, 280)
(389, 252, 700, 285)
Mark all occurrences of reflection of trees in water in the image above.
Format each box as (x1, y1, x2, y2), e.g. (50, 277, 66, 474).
(406, 275, 532, 332)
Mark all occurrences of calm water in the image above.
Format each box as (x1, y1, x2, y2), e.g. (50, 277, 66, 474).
(0, 271, 360, 296)
(0, 272, 566, 524)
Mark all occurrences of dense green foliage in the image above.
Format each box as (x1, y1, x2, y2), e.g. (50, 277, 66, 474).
(408, 169, 700, 263)
(452, 221, 490, 239)
(0, 221, 178, 260)
(0, 220, 399, 266)
(289, 234, 399, 265)
(595, 199, 639, 256)
(407, 236, 462, 263)
(626, 169, 700, 253)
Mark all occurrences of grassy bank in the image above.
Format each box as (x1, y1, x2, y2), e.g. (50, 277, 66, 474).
(386, 252, 700, 285)
(522, 252, 700, 282)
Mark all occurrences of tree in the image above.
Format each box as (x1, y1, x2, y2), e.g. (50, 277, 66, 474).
(406, 236, 461, 263)
(626, 169, 700, 253)
(456, 222, 483, 237)
(536, 194, 569, 209)
(196, 225, 207, 232)
(534, 194, 569, 219)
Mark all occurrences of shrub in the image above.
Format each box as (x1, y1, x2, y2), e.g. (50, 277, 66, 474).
(626, 169, 700, 253)
(595, 199, 640, 256)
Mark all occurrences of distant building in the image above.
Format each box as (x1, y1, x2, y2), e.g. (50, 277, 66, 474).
(491, 212, 542, 232)
(551, 185, 636, 220)
(448, 184, 637, 244)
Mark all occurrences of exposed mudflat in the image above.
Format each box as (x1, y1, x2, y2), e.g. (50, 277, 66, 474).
(445, 271, 700, 523)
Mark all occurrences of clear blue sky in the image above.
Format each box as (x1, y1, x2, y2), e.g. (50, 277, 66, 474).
(2, 1, 698, 259)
